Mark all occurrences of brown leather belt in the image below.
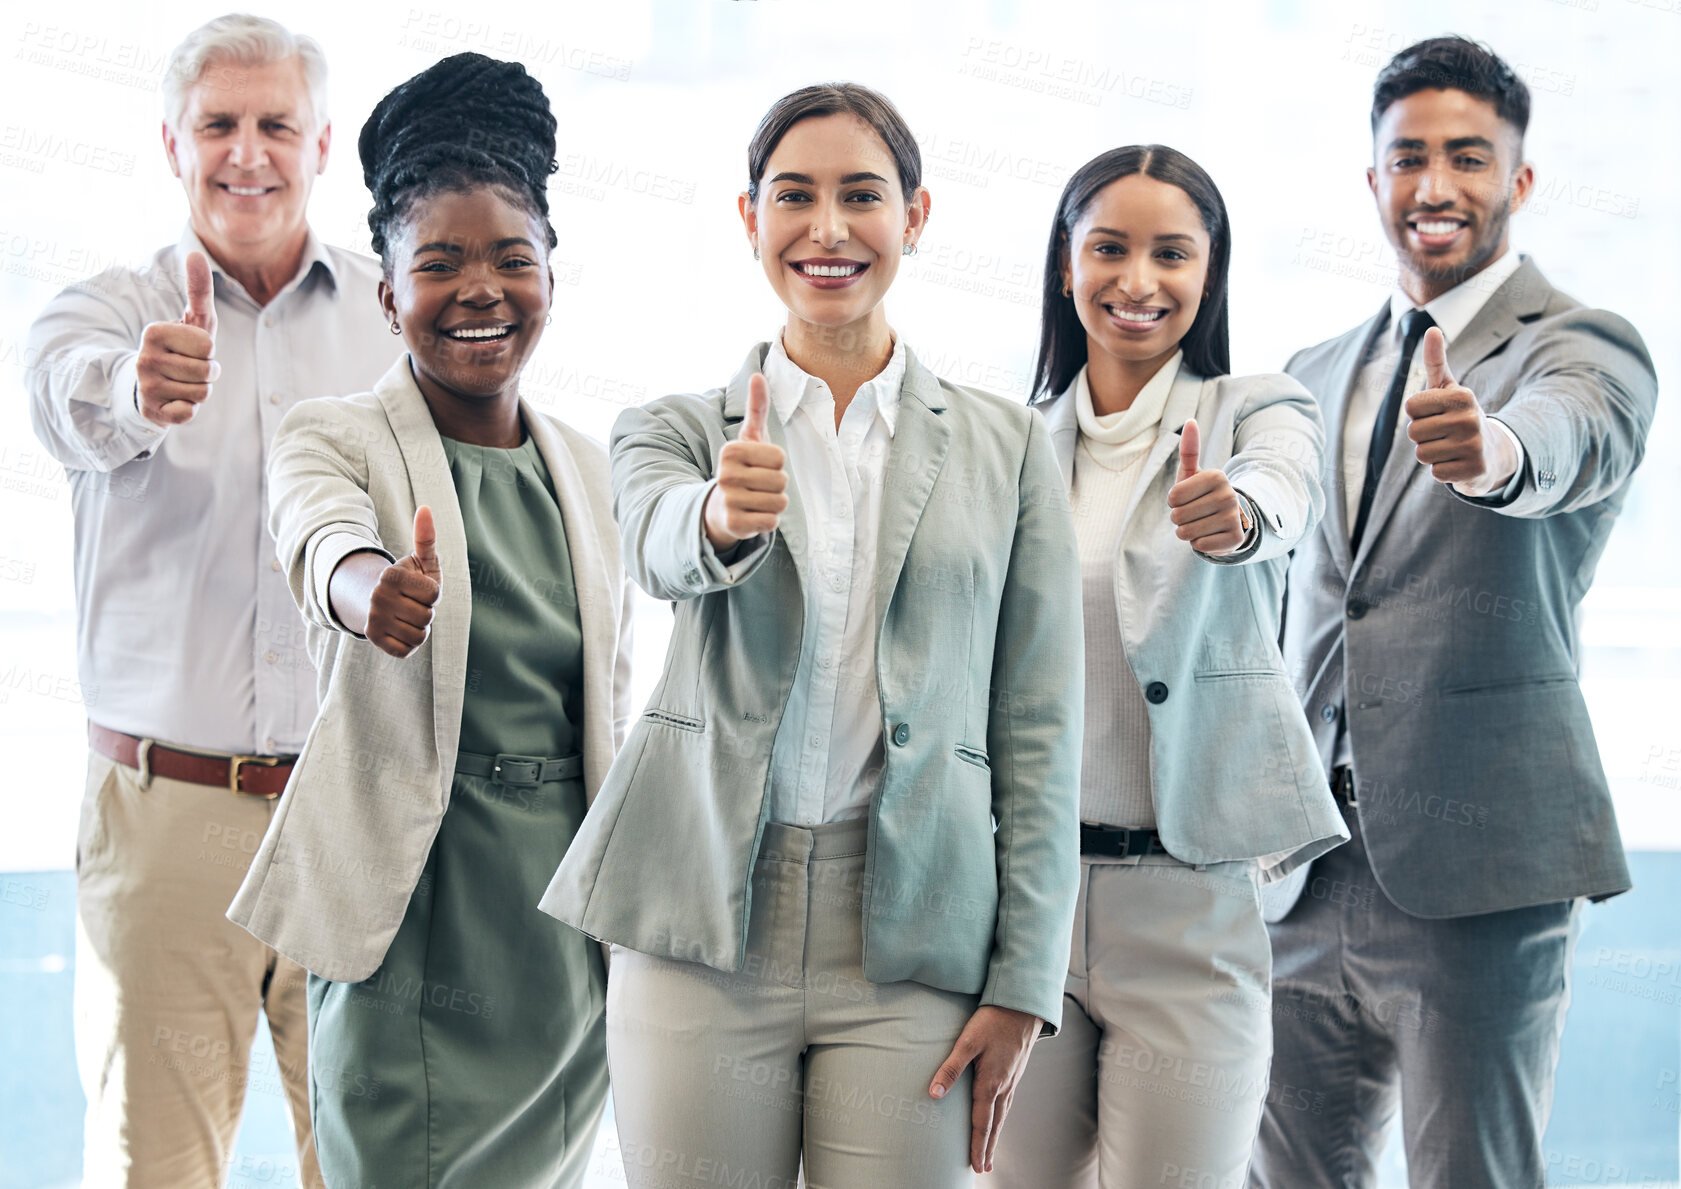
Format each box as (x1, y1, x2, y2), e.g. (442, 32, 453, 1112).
(88, 722, 296, 798)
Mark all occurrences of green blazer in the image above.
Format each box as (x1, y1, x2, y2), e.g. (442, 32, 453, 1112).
(541, 343, 1084, 1029)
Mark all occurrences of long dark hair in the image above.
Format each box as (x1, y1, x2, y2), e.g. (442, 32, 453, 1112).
(1032, 145, 1231, 401)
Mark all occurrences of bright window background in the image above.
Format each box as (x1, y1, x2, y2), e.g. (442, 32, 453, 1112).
(1, 1, 1676, 1186)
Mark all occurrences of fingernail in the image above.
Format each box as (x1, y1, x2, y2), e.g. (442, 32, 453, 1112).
(930, 1085, 945, 1099)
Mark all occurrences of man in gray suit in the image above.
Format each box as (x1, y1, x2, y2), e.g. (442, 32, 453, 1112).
(1251, 36, 1658, 1189)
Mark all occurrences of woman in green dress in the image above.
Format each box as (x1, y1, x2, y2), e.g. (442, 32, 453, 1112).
(235, 53, 632, 1188)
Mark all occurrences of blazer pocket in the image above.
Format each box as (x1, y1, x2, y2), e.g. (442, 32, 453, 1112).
(641, 708, 706, 732)
(1439, 674, 1577, 699)
(1193, 668, 1288, 682)
(954, 744, 990, 770)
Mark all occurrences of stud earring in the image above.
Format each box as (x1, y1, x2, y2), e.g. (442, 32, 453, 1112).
(902, 242, 917, 257)
(752, 245, 760, 261)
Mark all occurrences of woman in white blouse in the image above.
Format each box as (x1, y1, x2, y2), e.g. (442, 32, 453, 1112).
(984, 145, 1348, 1189)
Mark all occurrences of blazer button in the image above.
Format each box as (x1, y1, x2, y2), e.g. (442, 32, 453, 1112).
(1321, 705, 1337, 723)
(1346, 601, 1367, 620)
(892, 722, 911, 747)
(1144, 682, 1169, 705)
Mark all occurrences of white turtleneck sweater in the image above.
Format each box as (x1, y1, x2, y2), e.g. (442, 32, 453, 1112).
(1069, 352, 1182, 829)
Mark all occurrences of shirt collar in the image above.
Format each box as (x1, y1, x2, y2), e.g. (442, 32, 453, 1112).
(175, 224, 337, 304)
(1387, 247, 1522, 344)
(1073, 350, 1182, 446)
(763, 333, 908, 436)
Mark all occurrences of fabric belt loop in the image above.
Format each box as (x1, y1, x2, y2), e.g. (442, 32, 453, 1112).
(135, 737, 154, 792)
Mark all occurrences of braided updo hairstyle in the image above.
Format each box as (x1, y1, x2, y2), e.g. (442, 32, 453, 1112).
(358, 52, 558, 271)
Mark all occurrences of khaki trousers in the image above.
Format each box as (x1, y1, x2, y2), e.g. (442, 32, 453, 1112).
(75, 747, 322, 1189)
(605, 819, 980, 1189)
(986, 854, 1273, 1189)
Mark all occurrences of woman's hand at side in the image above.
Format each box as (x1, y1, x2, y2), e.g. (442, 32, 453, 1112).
(328, 505, 442, 657)
(928, 1003, 1044, 1174)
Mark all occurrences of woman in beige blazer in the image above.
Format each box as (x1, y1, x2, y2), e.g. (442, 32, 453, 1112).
(983, 146, 1346, 1189)
(227, 55, 631, 1189)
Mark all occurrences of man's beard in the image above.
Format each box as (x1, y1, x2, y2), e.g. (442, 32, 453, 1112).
(1404, 194, 1512, 290)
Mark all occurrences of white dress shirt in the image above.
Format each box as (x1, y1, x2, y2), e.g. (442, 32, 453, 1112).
(702, 334, 907, 825)
(26, 227, 392, 754)
(1332, 248, 1526, 767)
(1339, 247, 1527, 528)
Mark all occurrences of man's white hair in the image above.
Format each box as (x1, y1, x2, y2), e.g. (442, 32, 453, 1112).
(163, 13, 328, 130)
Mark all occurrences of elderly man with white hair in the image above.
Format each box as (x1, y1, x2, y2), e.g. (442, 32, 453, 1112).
(26, 14, 391, 1187)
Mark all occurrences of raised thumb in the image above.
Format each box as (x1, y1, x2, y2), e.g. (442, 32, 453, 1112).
(1421, 326, 1453, 389)
(183, 250, 215, 334)
(741, 373, 770, 443)
(411, 505, 439, 577)
(1178, 417, 1201, 481)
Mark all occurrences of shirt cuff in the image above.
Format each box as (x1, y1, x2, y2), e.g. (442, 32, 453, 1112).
(1452, 418, 1526, 501)
(1197, 489, 1263, 564)
(109, 355, 167, 459)
(312, 532, 394, 637)
(696, 479, 771, 584)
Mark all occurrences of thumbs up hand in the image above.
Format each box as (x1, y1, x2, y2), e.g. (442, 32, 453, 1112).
(703, 372, 788, 550)
(136, 250, 221, 427)
(1167, 417, 1249, 556)
(366, 505, 444, 658)
(1404, 326, 1516, 494)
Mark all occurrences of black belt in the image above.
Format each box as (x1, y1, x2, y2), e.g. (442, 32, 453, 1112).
(454, 751, 583, 787)
(1330, 765, 1358, 806)
(1079, 823, 1169, 859)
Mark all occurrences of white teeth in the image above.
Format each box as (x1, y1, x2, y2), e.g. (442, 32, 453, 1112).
(446, 326, 513, 340)
(226, 185, 268, 196)
(1110, 307, 1165, 323)
(1414, 220, 1464, 236)
(800, 263, 861, 278)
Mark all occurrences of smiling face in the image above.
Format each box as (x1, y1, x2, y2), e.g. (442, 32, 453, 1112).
(739, 113, 927, 342)
(164, 55, 329, 266)
(1369, 87, 1533, 303)
(379, 186, 552, 406)
(1062, 173, 1211, 388)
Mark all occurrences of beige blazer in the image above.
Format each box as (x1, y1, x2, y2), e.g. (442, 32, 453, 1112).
(228, 356, 633, 982)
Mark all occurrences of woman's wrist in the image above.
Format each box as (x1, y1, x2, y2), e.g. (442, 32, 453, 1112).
(326, 550, 389, 637)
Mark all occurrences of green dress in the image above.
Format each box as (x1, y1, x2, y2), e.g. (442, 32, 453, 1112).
(306, 431, 607, 1189)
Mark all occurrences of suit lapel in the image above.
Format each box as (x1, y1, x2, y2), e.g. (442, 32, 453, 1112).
(1033, 385, 1079, 490)
(1354, 257, 1549, 565)
(374, 357, 470, 777)
(874, 351, 951, 632)
(722, 343, 810, 595)
(1323, 304, 1390, 578)
(1120, 369, 1205, 536)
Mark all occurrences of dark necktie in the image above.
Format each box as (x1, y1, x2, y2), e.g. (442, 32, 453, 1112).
(1350, 307, 1435, 553)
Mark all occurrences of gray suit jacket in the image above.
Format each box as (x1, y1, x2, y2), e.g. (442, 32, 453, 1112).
(1271, 256, 1657, 920)
(229, 356, 634, 981)
(1036, 368, 1346, 876)
(541, 343, 1084, 1030)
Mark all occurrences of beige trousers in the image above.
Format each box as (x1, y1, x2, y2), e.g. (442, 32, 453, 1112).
(605, 819, 980, 1189)
(985, 854, 1273, 1189)
(74, 748, 322, 1189)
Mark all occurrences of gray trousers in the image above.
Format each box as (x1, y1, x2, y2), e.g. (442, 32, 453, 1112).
(1252, 802, 1581, 1189)
(605, 819, 980, 1189)
(985, 854, 1272, 1189)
